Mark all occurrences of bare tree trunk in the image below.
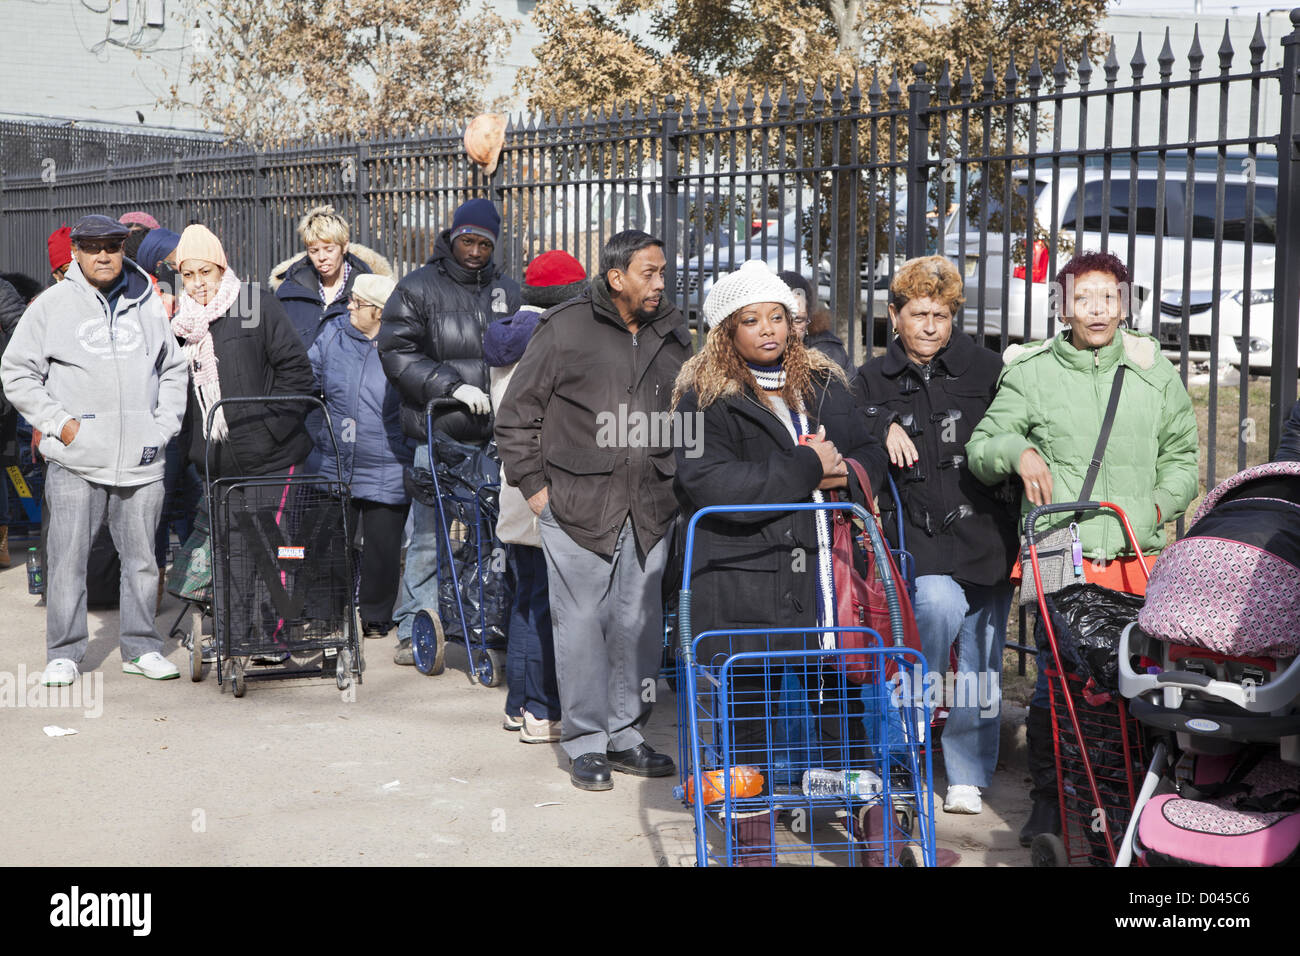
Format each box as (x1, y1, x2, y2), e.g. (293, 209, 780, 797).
(826, 0, 863, 56)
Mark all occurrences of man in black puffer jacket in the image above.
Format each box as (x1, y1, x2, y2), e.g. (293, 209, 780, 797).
(379, 198, 521, 444)
(378, 198, 521, 665)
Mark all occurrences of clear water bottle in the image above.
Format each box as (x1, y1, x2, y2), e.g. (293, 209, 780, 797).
(26, 547, 44, 595)
(801, 768, 883, 798)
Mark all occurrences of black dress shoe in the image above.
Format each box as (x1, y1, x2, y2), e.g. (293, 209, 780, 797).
(606, 743, 675, 777)
(570, 753, 614, 791)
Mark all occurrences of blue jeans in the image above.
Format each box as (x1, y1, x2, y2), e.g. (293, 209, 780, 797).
(505, 544, 561, 721)
(394, 443, 440, 641)
(910, 575, 1012, 789)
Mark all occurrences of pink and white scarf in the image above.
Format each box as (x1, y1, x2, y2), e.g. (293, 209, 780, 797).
(171, 267, 243, 442)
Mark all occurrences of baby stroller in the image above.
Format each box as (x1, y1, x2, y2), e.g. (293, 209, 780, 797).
(1117, 461, 1300, 867)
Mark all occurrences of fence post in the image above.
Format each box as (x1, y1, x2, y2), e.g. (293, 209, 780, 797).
(356, 140, 372, 249)
(1271, 9, 1300, 455)
(252, 150, 268, 285)
(661, 95, 680, 305)
(906, 62, 932, 260)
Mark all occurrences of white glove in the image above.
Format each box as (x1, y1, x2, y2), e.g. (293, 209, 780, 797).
(452, 383, 492, 416)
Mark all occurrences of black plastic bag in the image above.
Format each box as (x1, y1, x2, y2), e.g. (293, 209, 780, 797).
(1034, 583, 1144, 694)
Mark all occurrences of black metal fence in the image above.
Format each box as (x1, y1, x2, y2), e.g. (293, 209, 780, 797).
(3, 13, 1300, 485)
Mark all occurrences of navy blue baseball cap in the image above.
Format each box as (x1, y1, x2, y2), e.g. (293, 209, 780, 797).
(70, 214, 130, 242)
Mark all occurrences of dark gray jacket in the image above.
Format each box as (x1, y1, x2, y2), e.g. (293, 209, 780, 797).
(495, 278, 692, 557)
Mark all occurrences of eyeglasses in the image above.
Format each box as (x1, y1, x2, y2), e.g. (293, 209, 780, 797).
(348, 296, 378, 310)
(75, 240, 124, 254)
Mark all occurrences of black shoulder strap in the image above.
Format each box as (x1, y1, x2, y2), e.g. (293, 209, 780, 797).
(1078, 364, 1126, 503)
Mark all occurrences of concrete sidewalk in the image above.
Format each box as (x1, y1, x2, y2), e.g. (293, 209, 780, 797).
(0, 558, 1033, 866)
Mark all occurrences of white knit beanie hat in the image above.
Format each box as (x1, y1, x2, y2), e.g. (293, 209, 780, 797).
(352, 273, 397, 309)
(703, 259, 799, 330)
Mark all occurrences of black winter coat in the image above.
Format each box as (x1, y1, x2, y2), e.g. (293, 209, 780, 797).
(673, 372, 888, 653)
(804, 327, 854, 379)
(378, 231, 521, 443)
(852, 330, 1019, 588)
(186, 286, 316, 478)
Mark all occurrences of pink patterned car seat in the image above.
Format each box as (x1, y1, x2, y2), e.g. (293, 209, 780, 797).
(1138, 461, 1300, 659)
(1136, 754, 1300, 866)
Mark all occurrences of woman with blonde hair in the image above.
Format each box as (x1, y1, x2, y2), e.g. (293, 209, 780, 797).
(271, 204, 393, 348)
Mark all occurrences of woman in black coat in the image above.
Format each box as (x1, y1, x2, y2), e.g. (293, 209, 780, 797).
(171, 224, 317, 662)
(851, 255, 1018, 820)
(672, 260, 888, 864)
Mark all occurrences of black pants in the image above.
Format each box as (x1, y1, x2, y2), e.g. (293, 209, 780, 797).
(346, 498, 410, 626)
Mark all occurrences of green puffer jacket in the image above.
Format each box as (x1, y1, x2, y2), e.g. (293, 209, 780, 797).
(966, 329, 1199, 560)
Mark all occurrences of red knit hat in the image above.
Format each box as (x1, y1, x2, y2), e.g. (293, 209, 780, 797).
(523, 250, 587, 307)
(47, 225, 72, 272)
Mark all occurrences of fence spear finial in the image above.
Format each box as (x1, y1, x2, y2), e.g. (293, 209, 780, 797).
(1188, 23, 1204, 76)
(1130, 33, 1146, 82)
(1218, 20, 1234, 73)
(1158, 27, 1175, 79)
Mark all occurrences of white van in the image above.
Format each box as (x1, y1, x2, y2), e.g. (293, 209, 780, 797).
(944, 166, 1278, 343)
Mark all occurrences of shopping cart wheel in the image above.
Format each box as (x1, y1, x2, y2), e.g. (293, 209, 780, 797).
(1030, 832, 1067, 867)
(336, 648, 354, 691)
(472, 648, 505, 688)
(231, 660, 246, 698)
(894, 802, 916, 836)
(412, 609, 445, 676)
(188, 608, 205, 682)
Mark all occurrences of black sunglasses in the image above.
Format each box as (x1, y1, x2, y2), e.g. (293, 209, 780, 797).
(75, 240, 125, 254)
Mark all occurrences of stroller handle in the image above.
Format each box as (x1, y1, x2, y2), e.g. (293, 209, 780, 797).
(677, 501, 903, 666)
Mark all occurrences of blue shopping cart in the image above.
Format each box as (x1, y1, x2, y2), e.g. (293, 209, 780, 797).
(674, 501, 937, 867)
(408, 397, 508, 687)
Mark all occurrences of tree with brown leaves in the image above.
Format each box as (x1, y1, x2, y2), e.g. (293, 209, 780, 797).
(165, 0, 517, 144)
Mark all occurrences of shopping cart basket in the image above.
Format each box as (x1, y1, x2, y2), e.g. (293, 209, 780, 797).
(675, 501, 937, 867)
(200, 395, 362, 698)
(408, 397, 508, 686)
(1024, 500, 1148, 866)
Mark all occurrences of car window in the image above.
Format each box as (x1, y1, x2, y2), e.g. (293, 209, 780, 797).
(1061, 179, 1169, 236)
(1188, 182, 1276, 243)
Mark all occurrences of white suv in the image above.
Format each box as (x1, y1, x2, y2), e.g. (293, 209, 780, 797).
(944, 166, 1278, 343)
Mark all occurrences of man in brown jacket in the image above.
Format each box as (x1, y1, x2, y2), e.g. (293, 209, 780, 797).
(496, 230, 692, 791)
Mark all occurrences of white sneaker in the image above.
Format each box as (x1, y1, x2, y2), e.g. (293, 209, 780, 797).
(42, 658, 78, 686)
(123, 652, 180, 680)
(943, 784, 982, 814)
(519, 711, 562, 744)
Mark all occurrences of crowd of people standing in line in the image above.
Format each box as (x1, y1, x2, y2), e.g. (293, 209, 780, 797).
(0, 196, 1210, 856)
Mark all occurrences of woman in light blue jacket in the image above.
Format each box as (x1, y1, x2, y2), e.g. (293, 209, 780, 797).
(308, 273, 412, 638)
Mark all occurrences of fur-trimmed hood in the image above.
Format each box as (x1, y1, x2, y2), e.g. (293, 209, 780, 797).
(267, 242, 393, 292)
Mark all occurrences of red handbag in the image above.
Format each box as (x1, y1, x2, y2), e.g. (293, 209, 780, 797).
(829, 458, 922, 684)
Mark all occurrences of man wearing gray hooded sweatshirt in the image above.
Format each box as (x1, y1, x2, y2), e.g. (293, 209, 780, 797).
(1, 214, 189, 686)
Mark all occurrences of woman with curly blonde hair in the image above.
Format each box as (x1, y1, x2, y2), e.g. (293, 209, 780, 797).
(672, 260, 887, 864)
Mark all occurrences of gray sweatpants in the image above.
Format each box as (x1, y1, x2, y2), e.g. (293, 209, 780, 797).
(538, 508, 668, 760)
(45, 462, 165, 664)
